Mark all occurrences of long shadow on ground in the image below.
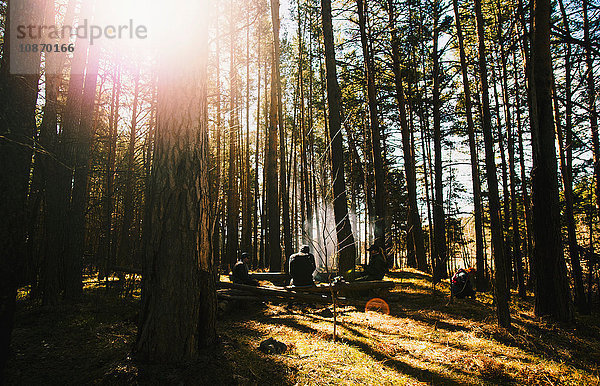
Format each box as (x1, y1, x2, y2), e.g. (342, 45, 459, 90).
(388, 271, 600, 374)
(258, 315, 469, 385)
(6, 286, 294, 385)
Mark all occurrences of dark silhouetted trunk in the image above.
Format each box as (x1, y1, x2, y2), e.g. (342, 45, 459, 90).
(266, 0, 281, 271)
(388, 0, 427, 272)
(474, 0, 510, 327)
(118, 67, 141, 269)
(452, 0, 486, 290)
(242, 6, 252, 255)
(358, 0, 386, 248)
(432, 1, 447, 282)
(530, 0, 572, 321)
(496, 7, 524, 296)
(554, 0, 587, 313)
(491, 61, 512, 291)
(583, 0, 600, 213)
(321, 0, 357, 275)
(272, 0, 293, 264)
(100, 63, 120, 280)
(227, 3, 240, 269)
(0, 0, 42, 376)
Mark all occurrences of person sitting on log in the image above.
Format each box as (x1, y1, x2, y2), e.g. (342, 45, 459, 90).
(289, 245, 316, 287)
(231, 252, 259, 286)
(451, 267, 476, 299)
(356, 244, 388, 281)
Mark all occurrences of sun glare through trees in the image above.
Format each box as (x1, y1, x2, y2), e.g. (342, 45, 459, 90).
(1, 0, 600, 383)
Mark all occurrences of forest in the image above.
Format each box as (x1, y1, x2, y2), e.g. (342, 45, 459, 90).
(1, 0, 600, 383)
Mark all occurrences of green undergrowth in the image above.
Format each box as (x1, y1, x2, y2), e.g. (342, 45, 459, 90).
(5, 271, 600, 385)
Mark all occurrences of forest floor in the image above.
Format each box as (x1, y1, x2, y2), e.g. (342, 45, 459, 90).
(5, 269, 600, 385)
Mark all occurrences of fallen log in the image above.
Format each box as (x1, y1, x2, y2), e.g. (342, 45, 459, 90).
(112, 266, 142, 275)
(284, 280, 396, 294)
(248, 272, 289, 280)
(218, 293, 263, 302)
(248, 272, 289, 285)
(217, 282, 366, 307)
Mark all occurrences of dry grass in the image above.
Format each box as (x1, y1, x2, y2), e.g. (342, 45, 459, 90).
(5, 270, 600, 385)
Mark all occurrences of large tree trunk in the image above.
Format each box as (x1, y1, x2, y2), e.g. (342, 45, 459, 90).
(387, 0, 427, 272)
(28, 0, 76, 299)
(37, 0, 76, 306)
(0, 0, 42, 376)
(452, 0, 486, 290)
(136, 2, 216, 359)
(530, 0, 572, 321)
(59, 0, 98, 301)
(321, 0, 357, 275)
(474, 0, 510, 327)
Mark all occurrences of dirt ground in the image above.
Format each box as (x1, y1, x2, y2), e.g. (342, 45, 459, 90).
(5, 270, 600, 385)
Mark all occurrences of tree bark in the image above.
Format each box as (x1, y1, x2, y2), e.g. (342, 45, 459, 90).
(513, 48, 534, 290)
(387, 0, 427, 272)
(136, 2, 216, 359)
(214, 11, 224, 273)
(491, 61, 513, 291)
(0, 0, 42, 376)
(271, 0, 293, 264)
(242, 4, 252, 255)
(266, 0, 282, 271)
(452, 0, 486, 290)
(495, 8, 524, 295)
(37, 0, 76, 306)
(553, 0, 587, 313)
(474, 0, 510, 327)
(321, 0, 357, 275)
(100, 63, 120, 281)
(118, 67, 141, 269)
(227, 2, 240, 270)
(432, 0, 447, 282)
(254, 17, 262, 268)
(70, 39, 100, 291)
(57, 0, 94, 301)
(517, 0, 537, 285)
(530, 0, 572, 321)
(583, 0, 600, 214)
(358, 0, 386, 248)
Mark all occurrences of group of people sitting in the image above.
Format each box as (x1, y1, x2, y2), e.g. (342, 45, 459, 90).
(231, 246, 478, 300)
(230, 244, 389, 287)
